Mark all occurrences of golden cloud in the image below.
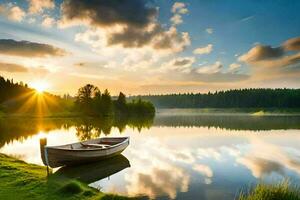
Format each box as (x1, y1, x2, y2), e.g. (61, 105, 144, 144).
(0, 62, 28, 73)
(28, 0, 55, 14)
(0, 39, 68, 57)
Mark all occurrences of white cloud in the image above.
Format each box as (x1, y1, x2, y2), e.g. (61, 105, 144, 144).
(238, 45, 283, 63)
(28, 17, 36, 24)
(196, 61, 222, 74)
(228, 63, 241, 73)
(161, 56, 196, 73)
(170, 2, 188, 26)
(193, 44, 213, 55)
(3, 6, 26, 22)
(206, 28, 213, 34)
(172, 2, 188, 14)
(28, 0, 55, 14)
(238, 37, 300, 80)
(240, 15, 254, 22)
(41, 16, 55, 28)
(170, 14, 183, 25)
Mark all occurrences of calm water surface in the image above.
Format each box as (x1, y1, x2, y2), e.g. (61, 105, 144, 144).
(1, 109, 300, 200)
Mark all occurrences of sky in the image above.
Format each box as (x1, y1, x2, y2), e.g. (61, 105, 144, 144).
(0, 0, 300, 95)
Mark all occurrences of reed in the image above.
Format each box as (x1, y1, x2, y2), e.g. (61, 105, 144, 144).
(238, 181, 300, 200)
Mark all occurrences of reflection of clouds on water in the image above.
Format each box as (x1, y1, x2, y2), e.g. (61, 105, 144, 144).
(124, 138, 191, 199)
(1, 119, 300, 199)
(126, 164, 189, 199)
(112, 127, 300, 198)
(193, 164, 213, 184)
(172, 150, 196, 164)
(197, 147, 222, 161)
(0, 128, 79, 165)
(237, 157, 285, 178)
(235, 138, 300, 178)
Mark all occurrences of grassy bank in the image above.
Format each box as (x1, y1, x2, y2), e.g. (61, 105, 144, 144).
(238, 182, 300, 200)
(0, 153, 135, 200)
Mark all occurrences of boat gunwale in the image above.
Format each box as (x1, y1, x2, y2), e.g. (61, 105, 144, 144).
(45, 137, 129, 152)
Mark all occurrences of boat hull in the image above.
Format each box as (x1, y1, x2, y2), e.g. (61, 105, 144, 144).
(41, 137, 129, 168)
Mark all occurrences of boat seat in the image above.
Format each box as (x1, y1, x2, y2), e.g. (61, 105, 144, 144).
(80, 143, 110, 148)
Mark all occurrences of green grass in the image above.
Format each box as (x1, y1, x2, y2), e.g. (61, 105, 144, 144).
(0, 153, 136, 200)
(238, 181, 300, 200)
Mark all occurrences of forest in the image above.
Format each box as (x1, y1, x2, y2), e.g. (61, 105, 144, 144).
(2, 75, 300, 112)
(74, 84, 155, 117)
(130, 88, 300, 108)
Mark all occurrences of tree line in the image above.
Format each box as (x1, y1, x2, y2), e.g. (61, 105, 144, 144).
(0, 76, 31, 104)
(129, 88, 300, 108)
(75, 84, 155, 117)
(2, 75, 299, 111)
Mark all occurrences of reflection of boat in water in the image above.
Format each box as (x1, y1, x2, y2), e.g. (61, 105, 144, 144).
(53, 155, 130, 184)
(40, 137, 129, 168)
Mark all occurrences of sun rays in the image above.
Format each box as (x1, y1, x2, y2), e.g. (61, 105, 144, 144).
(8, 79, 60, 116)
(13, 90, 60, 117)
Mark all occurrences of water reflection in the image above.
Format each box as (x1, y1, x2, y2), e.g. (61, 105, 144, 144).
(1, 112, 300, 199)
(53, 155, 130, 184)
(154, 114, 300, 130)
(1, 114, 300, 148)
(0, 116, 153, 148)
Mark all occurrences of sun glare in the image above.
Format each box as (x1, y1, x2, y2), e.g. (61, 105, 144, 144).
(30, 80, 49, 93)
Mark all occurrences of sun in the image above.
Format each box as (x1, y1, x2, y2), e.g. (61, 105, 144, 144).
(30, 80, 49, 93)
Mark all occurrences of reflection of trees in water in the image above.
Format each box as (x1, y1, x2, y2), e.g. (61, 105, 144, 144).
(74, 116, 153, 141)
(0, 115, 154, 146)
(154, 115, 300, 131)
(75, 123, 99, 141)
(74, 118, 113, 141)
(2, 114, 299, 147)
(0, 118, 67, 147)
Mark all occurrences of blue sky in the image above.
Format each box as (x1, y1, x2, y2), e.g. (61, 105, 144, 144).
(0, 0, 300, 95)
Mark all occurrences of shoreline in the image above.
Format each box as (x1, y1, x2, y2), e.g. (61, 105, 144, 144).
(156, 108, 300, 116)
(0, 153, 134, 200)
(1, 108, 300, 119)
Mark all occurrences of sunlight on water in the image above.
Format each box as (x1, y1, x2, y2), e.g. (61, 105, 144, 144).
(1, 113, 300, 200)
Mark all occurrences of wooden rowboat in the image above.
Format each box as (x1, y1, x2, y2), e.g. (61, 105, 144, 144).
(40, 137, 129, 168)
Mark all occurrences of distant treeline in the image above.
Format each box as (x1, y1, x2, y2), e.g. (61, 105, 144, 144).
(130, 89, 300, 108)
(75, 84, 155, 117)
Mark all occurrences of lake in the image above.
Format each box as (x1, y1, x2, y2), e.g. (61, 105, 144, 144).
(1, 109, 300, 200)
